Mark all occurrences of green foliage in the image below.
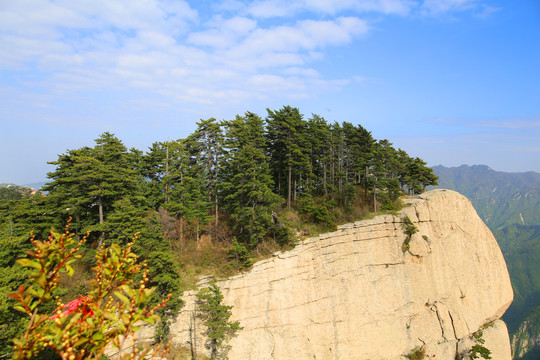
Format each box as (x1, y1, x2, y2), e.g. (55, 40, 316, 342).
(455, 331, 491, 360)
(404, 346, 425, 360)
(266, 106, 310, 210)
(470, 344, 491, 359)
(469, 330, 491, 359)
(227, 238, 253, 270)
(42, 133, 140, 242)
(221, 112, 281, 247)
(196, 280, 242, 359)
(403, 216, 419, 236)
(7, 224, 172, 359)
(273, 224, 293, 247)
(103, 200, 183, 338)
(401, 216, 419, 252)
(0, 185, 32, 201)
(0, 231, 31, 356)
(298, 196, 336, 230)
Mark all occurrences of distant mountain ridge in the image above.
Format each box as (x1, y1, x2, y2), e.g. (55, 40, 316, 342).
(432, 165, 540, 229)
(0, 183, 43, 199)
(432, 165, 540, 360)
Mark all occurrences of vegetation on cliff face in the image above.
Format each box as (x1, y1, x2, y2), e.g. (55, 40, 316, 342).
(0, 106, 437, 356)
(196, 280, 241, 360)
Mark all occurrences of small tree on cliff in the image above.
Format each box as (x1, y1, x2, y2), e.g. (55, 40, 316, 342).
(196, 280, 241, 360)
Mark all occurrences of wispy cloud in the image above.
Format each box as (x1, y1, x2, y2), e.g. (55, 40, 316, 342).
(428, 117, 540, 130)
(0, 0, 495, 126)
(246, 0, 416, 17)
(421, 0, 478, 14)
(479, 119, 540, 129)
(419, 0, 497, 17)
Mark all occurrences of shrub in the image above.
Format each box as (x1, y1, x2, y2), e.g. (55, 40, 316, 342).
(227, 238, 253, 270)
(401, 216, 419, 253)
(405, 346, 425, 360)
(455, 330, 492, 360)
(7, 221, 172, 359)
(470, 330, 492, 359)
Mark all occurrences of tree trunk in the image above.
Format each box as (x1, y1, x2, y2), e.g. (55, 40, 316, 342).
(165, 141, 170, 203)
(373, 182, 377, 213)
(196, 219, 200, 245)
(288, 163, 292, 210)
(294, 177, 297, 202)
(215, 194, 219, 228)
(180, 217, 184, 243)
(323, 161, 328, 196)
(364, 166, 369, 198)
(215, 165, 219, 227)
(278, 168, 281, 192)
(210, 338, 217, 360)
(98, 194, 104, 246)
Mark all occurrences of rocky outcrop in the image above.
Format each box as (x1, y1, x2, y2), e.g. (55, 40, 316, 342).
(511, 317, 540, 359)
(168, 189, 513, 359)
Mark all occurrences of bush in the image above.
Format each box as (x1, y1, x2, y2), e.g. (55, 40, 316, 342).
(401, 216, 419, 253)
(7, 222, 172, 359)
(405, 346, 425, 360)
(227, 238, 253, 270)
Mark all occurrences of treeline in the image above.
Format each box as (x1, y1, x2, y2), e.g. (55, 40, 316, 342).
(2, 105, 440, 259)
(0, 105, 437, 355)
(4, 106, 436, 248)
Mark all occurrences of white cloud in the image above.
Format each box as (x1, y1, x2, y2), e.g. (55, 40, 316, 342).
(188, 16, 257, 48)
(248, 1, 299, 18)
(225, 17, 368, 64)
(246, 0, 415, 17)
(305, 0, 415, 15)
(0, 0, 492, 124)
(283, 67, 320, 77)
(420, 0, 478, 15)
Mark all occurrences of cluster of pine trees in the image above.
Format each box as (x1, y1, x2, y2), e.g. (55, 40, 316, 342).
(0, 105, 437, 355)
(21, 106, 435, 249)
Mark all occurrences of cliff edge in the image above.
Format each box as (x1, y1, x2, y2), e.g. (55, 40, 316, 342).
(169, 189, 513, 359)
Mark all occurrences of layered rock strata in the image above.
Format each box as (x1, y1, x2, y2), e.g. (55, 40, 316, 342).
(168, 189, 513, 359)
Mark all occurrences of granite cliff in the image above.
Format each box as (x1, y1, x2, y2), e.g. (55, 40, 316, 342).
(148, 190, 513, 359)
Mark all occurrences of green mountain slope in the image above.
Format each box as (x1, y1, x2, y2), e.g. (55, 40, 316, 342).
(432, 165, 540, 359)
(433, 165, 540, 230)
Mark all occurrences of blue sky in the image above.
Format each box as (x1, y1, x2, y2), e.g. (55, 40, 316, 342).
(1, 0, 539, 184)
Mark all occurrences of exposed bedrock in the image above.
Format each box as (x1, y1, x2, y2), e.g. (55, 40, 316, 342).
(167, 189, 513, 359)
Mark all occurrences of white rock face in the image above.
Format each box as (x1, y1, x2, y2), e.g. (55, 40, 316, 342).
(169, 189, 513, 359)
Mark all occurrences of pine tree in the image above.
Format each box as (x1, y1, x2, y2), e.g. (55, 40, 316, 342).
(329, 122, 346, 197)
(166, 138, 211, 243)
(266, 106, 309, 210)
(141, 141, 171, 209)
(342, 122, 375, 187)
(196, 280, 241, 360)
(189, 118, 223, 227)
(43, 133, 140, 244)
(307, 114, 331, 196)
(221, 112, 281, 247)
